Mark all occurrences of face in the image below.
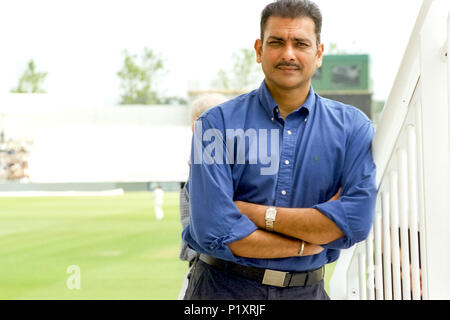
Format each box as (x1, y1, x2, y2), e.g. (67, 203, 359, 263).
(255, 16, 324, 92)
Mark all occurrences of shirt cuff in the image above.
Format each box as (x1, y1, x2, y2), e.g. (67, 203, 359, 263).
(215, 214, 259, 263)
(312, 200, 354, 249)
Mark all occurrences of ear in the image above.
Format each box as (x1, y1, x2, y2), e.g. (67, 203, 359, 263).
(254, 39, 263, 64)
(316, 43, 324, 68)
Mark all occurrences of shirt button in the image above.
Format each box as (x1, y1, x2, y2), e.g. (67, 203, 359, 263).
(271, 117, 274, 121)
(285, 160, 290, 165)
(281, 190, 287, 196)
(287, 130, 292, 135)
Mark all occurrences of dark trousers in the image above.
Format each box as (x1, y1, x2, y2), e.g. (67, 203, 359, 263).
(183, 259, 330, 300)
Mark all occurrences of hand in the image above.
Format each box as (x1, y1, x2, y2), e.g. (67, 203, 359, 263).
(304, 242, 324, 256)
(327, 188, 341, 202)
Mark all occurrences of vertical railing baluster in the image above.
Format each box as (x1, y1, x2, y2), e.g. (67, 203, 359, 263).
(374, 199, 384, 300)
(358, 252, 366, 300)
(414, 88, 427, 299)
(407, 124, 422, 300)
(366, 227, 375, 300)
(397, 148, 411, 299)
(389, 171, 402, 299)
(382, 191, 392, 300)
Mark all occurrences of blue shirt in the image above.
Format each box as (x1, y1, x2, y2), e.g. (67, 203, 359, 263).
(182, 81, 377, 272)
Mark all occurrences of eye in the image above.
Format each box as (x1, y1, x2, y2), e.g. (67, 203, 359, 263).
(296, 42, 309, 48)
(268, 40, 283, 46)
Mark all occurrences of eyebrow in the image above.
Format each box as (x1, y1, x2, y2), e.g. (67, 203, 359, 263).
(267, 36, 285, 41)
(266, 36, 312, 43)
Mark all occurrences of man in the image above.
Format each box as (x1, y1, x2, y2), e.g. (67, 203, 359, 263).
(182, 0, 377, 300)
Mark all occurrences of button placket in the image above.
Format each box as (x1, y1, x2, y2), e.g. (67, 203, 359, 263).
(275, 125, 297, 206)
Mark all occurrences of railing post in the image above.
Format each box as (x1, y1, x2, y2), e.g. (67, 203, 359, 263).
(418, 0, 450, 300)
(448, 12, 450, 134)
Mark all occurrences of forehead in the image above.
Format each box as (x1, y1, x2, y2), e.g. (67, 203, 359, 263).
(263, 16, 317, 41)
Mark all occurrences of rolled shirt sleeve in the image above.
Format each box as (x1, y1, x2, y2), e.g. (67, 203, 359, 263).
(182, 116, 258, 263)
(313, 120, 377, 249)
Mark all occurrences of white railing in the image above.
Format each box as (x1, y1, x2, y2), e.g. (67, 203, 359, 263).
(330, 0, 450, 300)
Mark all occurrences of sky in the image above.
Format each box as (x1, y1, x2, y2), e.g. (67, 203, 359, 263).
(0, 0, 424, 107)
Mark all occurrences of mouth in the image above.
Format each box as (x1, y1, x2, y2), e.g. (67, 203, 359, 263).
(277, 66, 299, 71)
(275, 63, 300, 72)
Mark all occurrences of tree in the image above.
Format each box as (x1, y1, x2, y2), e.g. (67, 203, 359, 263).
(327, 43, 348, 55)
(326, 42, 363, 55)
(157, 96, 188, 105)
(11, 60, 48, 93)
(212, 48, 264, 92)
(117, 47, 166, 105)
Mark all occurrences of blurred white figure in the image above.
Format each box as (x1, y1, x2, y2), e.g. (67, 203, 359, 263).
(153, 185, 164, 221)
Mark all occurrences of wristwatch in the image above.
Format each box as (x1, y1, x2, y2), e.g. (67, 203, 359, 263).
(265, 206, 277, 231)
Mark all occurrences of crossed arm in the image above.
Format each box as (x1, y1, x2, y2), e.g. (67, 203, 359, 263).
(186, 117, 377, 262)
(227, 190, 344, 259)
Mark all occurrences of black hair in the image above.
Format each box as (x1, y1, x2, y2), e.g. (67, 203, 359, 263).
(260, 0, 322, 45)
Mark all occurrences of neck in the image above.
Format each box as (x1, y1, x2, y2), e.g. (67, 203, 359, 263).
(265, 80, 311, 118)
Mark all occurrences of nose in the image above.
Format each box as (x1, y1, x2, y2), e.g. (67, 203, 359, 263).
(281, 43, 296, 61)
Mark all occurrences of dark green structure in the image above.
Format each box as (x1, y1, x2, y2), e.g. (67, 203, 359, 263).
(312, 54, 372, 119)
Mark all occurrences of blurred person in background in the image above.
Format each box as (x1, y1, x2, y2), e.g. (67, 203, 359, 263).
(177, 93, 228, 300)
(153, 185, 164, 221)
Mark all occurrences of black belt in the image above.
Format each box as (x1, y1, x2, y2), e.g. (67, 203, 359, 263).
(198, 254, 324, 288)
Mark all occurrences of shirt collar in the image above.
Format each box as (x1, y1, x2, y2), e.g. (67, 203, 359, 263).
(257, 80, 316, 119)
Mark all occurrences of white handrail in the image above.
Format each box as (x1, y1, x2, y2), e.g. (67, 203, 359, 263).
(329, 1, 430, 300)
(373, 0, 432, 187)
(330, 0, 450, 300)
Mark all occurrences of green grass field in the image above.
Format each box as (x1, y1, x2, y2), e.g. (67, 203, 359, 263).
(0, 192, 335, 299)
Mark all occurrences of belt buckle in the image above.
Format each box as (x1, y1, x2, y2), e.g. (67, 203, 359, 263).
(262, 269, 288, 287)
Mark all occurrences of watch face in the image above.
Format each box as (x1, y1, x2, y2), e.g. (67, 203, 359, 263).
(266, 207, 277, 220)
(265, 207, 276, 231)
